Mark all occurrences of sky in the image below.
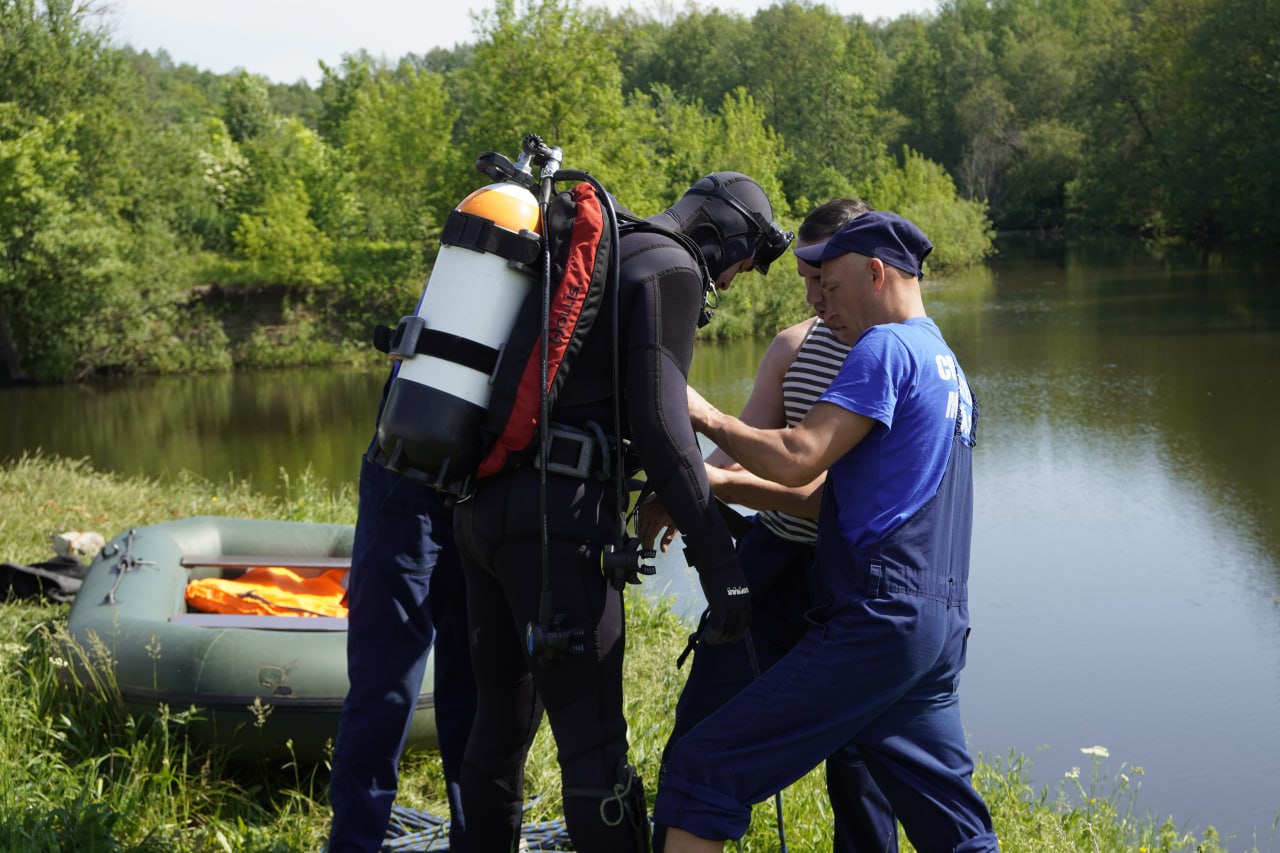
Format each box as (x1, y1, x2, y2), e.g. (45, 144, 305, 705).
(107, 0, 939, 86)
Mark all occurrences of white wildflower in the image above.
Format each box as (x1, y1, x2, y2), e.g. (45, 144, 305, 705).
(1065, 767, 1080, 779)
(1080, 745, 1110, 758)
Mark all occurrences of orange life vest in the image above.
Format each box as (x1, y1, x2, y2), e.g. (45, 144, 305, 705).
(184, 567, 348, 618)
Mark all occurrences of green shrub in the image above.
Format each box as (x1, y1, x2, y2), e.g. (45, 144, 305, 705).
(863, 147, 996, 273)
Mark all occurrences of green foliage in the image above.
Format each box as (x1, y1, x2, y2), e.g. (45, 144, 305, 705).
(0, 106, 126, 381)
(0, 0, 996, 384)
(164, 116, 247, 252)
(233, 181, 339, 286)
(612, 5, 753, 117)
(11, 0, 1275, 381)
(615, 85, 716, 212)
(316, 53, 375, 148)
(334, 58, 460, 241)
(454, 0, 627, 169)
(235, 116, 360, 241)
(232, 301, 362, 369)
(1000, 119, 1087, 228)
(863, 147, 996, 271)
(701, 264, 811, 341)
(328, 240, 426, 337)
(740, 2, 893, 212)
(712, 88, 789, 206)
(267, 78, 324, 127)
(223, 71, 273, 142)
(1068, 0, 1280, 241)
(874, 0, 1280, 239)
(0, 0, 230, 382)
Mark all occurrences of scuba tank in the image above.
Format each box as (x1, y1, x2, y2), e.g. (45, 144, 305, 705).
(374, 146, 547, 491)
(373, 132, 654, 660)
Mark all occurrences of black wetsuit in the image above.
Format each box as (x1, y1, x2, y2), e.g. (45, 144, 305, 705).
(453, 222, 739, 853)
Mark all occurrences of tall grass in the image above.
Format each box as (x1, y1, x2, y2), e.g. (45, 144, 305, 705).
(1, 454, 1273, 851)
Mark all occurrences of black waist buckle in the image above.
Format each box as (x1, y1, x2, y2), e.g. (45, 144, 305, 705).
(534, 423, 610, 480)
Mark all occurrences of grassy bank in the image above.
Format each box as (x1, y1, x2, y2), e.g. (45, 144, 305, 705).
(0, 454, 1268, 851)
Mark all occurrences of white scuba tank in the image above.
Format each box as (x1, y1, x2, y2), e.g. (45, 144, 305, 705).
(376, 179, 543, 487)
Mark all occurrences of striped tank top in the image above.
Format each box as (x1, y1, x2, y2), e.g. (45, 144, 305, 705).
(757, 320, 849, 543)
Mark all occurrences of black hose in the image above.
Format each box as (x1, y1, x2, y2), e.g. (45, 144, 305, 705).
(535, 175, 554, 633)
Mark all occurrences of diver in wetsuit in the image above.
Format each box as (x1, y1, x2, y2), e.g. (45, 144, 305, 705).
(452, 172, 791, 853)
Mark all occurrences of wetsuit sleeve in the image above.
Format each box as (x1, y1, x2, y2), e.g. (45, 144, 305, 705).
(624, 263, 738, 574)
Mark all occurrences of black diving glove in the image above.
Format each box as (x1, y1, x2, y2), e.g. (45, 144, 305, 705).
(697, 560, 752, 645)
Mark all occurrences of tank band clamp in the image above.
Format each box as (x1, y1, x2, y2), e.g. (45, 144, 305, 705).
(442, 209, 541, 265)
(382, 315, 500, 376)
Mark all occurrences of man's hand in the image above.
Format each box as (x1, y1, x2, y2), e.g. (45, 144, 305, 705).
(698, 560, 752, 644)
(636, 493, 680, 553)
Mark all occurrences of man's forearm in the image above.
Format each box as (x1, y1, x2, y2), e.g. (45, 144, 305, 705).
(700, 409, 819, 488)
(709, 464, 823, 517)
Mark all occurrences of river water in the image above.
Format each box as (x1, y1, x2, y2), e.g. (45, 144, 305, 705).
(3, 238, 1278, 848)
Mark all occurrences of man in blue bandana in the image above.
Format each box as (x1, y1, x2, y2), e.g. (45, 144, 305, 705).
(655, 211, 1000, 853)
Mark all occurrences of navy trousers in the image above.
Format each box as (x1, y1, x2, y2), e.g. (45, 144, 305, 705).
(652, 518, 897, 852)
(654, 445, 998, 851)
(327, 455, 477, 852)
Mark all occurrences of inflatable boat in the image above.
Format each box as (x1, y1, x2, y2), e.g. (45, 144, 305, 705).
(64, 515, 435, 762)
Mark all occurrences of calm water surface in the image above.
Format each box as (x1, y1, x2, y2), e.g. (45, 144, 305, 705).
(3, 238, 1279, 847)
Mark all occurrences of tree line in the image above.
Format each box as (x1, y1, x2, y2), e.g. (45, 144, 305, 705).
(1, 0, 1273, 383)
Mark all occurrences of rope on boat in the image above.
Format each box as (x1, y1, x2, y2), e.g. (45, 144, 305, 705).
(381, 801, 574, 852)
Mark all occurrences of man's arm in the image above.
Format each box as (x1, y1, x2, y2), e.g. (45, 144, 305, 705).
(704, 319, 827, 515)
(637, 320, 824, 551)
(704, 320, 801, 467)
(704, 464, 825, 518)
(689, 386, 875, 487)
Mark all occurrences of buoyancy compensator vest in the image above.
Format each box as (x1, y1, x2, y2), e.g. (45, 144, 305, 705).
(372, 135, 615, 500)
(477, 178, 610, 478)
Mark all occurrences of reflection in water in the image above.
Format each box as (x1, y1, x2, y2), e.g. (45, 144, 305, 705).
(944, 243, 1280, 847)
(1, 370, 383, 495)
(3, 238, 1279, 845)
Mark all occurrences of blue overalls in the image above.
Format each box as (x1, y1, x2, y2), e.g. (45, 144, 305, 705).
(654, 430, 999, 852)
(327, 446, 478, 852)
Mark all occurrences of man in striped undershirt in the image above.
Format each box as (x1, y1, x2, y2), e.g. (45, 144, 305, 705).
(641, 199, 898, 853)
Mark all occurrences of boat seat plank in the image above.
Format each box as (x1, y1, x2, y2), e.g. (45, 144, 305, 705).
(180, 555, 350, 571)
(170, 613, 349, 631)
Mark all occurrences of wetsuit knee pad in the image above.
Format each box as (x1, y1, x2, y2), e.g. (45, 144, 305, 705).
(563, 759, 650, 852)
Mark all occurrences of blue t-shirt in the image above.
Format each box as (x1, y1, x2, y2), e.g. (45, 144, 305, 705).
(818, 317, 975, 548)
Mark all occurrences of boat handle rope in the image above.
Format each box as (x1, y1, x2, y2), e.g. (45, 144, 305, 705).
(99, 528, 154, 605)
